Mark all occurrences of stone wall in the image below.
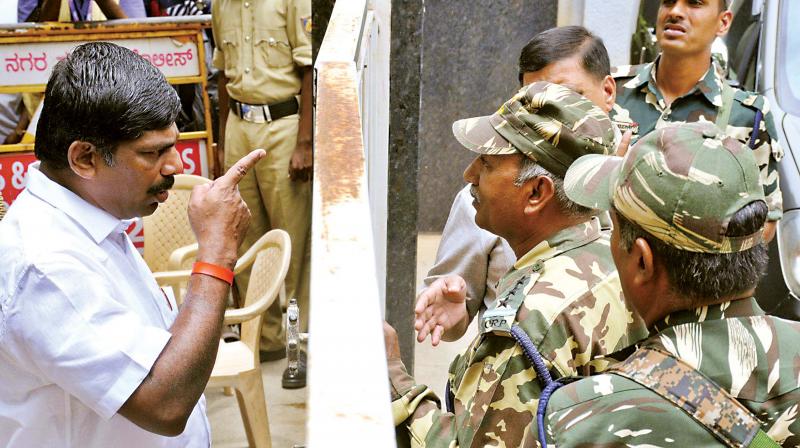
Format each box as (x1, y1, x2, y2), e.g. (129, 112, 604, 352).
(417, 0, 557, 232)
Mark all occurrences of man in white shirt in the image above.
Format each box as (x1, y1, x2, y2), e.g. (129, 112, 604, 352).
(0, 42, 263, 447)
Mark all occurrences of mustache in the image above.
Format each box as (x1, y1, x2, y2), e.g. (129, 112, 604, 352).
(664, 17, 686, 27)
(469, 185, 479, 203)
(147, 175, 175, 195)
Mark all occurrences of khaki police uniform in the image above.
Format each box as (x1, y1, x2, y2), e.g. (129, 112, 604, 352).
(212, 0, 312, 351)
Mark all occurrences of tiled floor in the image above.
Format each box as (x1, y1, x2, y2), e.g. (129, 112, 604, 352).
(208, 232, 476, 447)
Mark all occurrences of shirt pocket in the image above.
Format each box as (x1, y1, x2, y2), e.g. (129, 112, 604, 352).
(255, 27, 293, 68)
(219, 29, 241, 78)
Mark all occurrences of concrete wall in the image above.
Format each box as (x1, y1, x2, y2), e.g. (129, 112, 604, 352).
(417, 0, 557, 232)
(581, 0, 639, 67)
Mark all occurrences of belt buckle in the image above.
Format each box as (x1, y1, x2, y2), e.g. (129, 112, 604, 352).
(263, 105, 272, 122)
(240, 103, 266, 123)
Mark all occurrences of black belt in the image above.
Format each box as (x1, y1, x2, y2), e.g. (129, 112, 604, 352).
(230, 97, 299, 123)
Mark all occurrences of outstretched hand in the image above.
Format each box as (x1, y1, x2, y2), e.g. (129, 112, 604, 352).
(414, 275, 469, 346)
(188, 149, 266, 268)
(616, 130, 633, 157)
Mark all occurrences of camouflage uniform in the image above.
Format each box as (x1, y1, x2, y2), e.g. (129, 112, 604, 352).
(544, 299, 800, 447)
(390, 82, 648, 448)
(611, 56, 784, 221)
(546, 123, 800, 446)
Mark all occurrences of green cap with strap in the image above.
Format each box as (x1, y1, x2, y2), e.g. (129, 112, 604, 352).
(452, 81, 616, 177)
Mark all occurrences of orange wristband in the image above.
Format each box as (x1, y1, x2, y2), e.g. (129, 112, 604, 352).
(192, 261, 234, 285)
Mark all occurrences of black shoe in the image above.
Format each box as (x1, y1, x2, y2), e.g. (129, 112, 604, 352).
(259, 347, 287, 362)
(282, 352, 306, 389)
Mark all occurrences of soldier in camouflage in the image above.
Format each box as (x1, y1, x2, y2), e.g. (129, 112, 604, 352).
(611, 0, 783, 241)
(384, 82, 648, 447)
(544, 122, 800, 446)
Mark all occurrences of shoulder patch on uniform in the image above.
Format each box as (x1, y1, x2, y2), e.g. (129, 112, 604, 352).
(300, 16, 312, 36)
(611, 64, 645, 79)
(733, 89, 765, 110)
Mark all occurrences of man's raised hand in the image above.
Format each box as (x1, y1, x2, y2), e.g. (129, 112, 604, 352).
(414, 275, 469, 346)
(189, 149, 266, 268)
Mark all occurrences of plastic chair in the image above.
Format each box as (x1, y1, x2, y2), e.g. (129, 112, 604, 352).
(144, 174, 210, 302)
(206, 229, 291, 448)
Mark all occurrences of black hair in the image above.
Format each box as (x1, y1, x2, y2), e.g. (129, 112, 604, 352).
(615, 201, 769, 305)
(35, 42, 181, 169)
(518, 26, 611, 85)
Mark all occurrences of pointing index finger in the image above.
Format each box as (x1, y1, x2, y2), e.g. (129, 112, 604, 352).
(218, 149, 266, 187)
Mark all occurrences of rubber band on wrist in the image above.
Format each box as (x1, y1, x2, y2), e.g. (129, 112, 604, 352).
(192, 261, 234, 285)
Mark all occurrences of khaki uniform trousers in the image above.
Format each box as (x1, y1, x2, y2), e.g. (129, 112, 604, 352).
(224, 111, 311, 352)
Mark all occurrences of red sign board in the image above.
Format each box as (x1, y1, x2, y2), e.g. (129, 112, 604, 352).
(0, 152, 37, 204)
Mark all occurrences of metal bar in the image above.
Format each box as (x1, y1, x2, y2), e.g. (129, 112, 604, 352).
(310, 0, 395, 445)
(0, 29, 199, 43)
(194, 29, 215, 177)
(178, 131, 209, 140)
(0, 145, 34, 154)
(0, 15, 211, 33)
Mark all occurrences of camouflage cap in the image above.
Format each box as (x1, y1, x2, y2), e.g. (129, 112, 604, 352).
(451, 81, 615, 177)
(564, 122, 765, 253)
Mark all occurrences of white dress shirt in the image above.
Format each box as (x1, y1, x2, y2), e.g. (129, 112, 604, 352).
(0, 163, 210, 447)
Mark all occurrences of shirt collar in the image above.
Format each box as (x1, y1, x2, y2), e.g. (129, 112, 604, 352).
(648, 296, 765, 337)
(625, 60, 654, 90)
(513, 217, 603, 271)
(25, 162, 128, 244)
(638, 54, 723, 108)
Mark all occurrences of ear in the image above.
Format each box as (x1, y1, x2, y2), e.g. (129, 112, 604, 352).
(601, 75, 617, 114)
(630, 237, 656, 286)
(523, 175, 555, 216)
(717, 9, 733, 36)
(67, 140, 101, 180)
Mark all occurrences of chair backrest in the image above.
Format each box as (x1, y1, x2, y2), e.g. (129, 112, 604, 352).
(236, 229, 292, 355)
(142, 174, 210, 272)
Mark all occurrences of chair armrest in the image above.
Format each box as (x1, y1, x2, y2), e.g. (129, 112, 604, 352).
(167, 243, 200, 271)
(153, 269, 192, 285)
(153, 269, 192, 305)
(232, 240, 264, 275)
(222, 284, 284, 326)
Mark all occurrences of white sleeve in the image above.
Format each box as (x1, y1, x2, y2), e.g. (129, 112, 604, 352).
(3, 261, 171, 420)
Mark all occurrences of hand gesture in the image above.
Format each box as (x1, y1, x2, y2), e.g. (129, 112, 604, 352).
(288, 140, 312, 182)
(188, 149, 265, 268)
(414, 275, 469, 346)
(615, 130, 633, 157)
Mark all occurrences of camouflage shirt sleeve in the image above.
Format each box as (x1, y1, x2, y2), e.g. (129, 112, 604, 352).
(742, 92, 783, 221)
(388, 358, 462, 447)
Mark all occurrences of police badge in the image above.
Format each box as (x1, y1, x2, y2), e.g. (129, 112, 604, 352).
(300, 16, 312, 37)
